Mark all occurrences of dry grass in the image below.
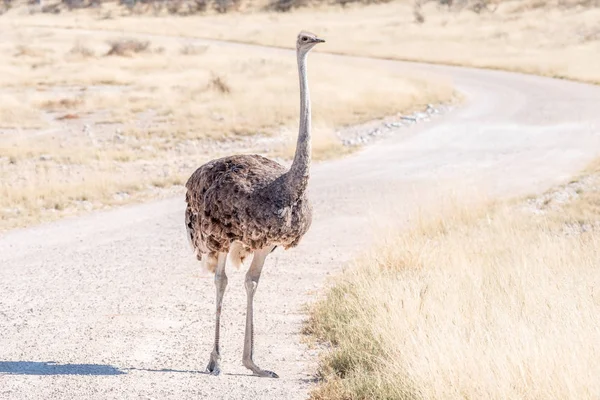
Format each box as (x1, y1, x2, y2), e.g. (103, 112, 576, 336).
(106, 38, 150, 56)
(0, 95, 48, 129)
(68, 41, 96, 57)
(274, 126, 355, 161)
(306, 161, 600, 399)
(0, 24, 452, 134)
(37, 96, 85, 110)
(0, 24, 453, 231)
(18, 0, 600, 85)
(180, 43, 209, 55)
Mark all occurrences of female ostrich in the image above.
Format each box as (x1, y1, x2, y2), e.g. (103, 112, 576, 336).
(185, 31, 325, 378)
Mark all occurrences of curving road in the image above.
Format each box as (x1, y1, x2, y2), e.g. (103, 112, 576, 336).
(1, 34, 600, 399)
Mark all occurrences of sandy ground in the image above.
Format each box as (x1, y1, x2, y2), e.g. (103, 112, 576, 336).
(1, 39, 600, 399)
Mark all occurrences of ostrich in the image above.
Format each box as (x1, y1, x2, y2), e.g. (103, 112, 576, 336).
(184, 31, 325, 378)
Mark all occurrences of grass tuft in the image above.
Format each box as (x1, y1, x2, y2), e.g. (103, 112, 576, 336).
(208, 73, 231, 94)
(106, 38, 150, 56)
(69, 41, 96, 57)
(180, 43, 209, 55)
(38, 97, 84, 110)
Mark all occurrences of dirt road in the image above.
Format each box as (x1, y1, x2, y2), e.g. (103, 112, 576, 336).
(1, 36, 600, 399)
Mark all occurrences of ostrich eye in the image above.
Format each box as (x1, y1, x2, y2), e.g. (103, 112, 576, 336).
(302, 37, 308, 42)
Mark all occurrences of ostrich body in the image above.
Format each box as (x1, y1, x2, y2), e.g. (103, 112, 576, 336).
(184, 31, 325, 378)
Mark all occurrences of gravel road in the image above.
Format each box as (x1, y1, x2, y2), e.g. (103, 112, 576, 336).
(1, 35, 600, 400)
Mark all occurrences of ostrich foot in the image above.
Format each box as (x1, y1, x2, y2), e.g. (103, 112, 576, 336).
(243, 359, 279, 378)
(206, 355, 221, 376)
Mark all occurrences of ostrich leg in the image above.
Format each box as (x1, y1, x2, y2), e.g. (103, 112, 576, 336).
(206, 252, 228, 376)
(242, 246, 278, 378)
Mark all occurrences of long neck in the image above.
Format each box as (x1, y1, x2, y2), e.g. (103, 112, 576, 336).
(287, 50, 311, 197)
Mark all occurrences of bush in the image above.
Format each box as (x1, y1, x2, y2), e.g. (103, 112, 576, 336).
(69, 42, 95, 57)
(106, 38, 150, 56)
(213, 0, 240, 13)
(208, 73, 231, 94)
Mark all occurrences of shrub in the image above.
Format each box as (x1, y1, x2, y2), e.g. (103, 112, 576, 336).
(106, 38, 150, 56)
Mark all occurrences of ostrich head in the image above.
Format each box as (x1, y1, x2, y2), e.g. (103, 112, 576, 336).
(296, 31, 325, 54)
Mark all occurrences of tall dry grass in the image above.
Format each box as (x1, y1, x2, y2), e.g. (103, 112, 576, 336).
(307, 163, 600, 399)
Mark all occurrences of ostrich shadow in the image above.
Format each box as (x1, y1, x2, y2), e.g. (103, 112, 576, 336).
(1, 361, 269, 377)
(0, 361, 125, 376)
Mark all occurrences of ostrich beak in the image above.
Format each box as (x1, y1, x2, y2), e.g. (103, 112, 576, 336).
(313, 38, 326, 43)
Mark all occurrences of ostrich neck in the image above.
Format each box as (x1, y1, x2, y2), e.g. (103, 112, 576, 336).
(286, 50, 311, 198)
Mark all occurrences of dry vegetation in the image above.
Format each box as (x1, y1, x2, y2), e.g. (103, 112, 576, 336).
(2, 2, 599, 396)
(11, 0, 599, 85)
(0, 26, 453, 231)
(306, 160, 600, 399)
(2, 0, 597, 231)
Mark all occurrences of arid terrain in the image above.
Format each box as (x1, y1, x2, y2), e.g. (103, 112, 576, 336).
(2, 0, 599, 231)
(1, 1, 600, 399)
(8, 0, 600, 84)
(0, 22, 454, 230)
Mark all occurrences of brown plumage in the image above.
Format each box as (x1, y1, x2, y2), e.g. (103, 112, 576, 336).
(185, 154, 312, 271)
(184, 31, 325, 378)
